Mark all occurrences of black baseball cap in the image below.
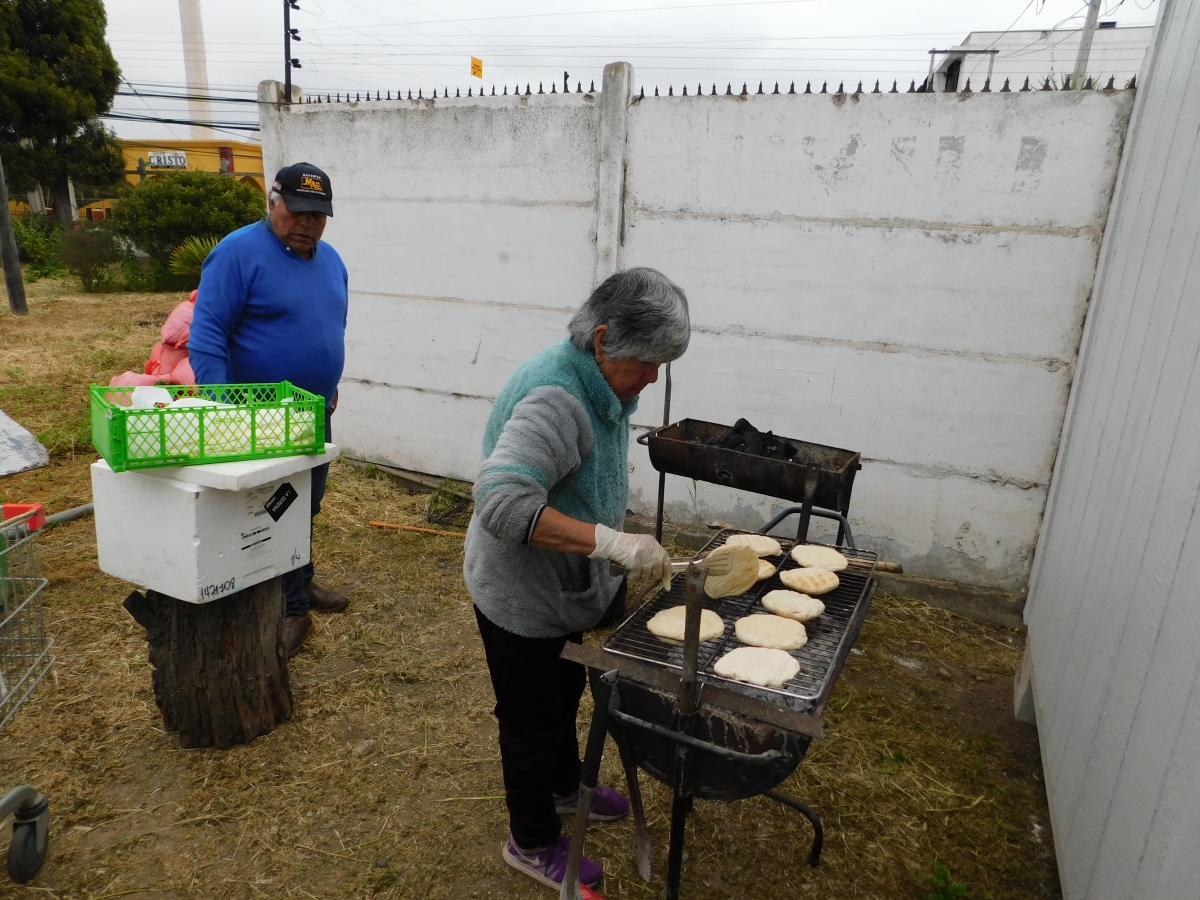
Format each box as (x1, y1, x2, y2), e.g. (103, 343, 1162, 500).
(272, 162, 334, 216)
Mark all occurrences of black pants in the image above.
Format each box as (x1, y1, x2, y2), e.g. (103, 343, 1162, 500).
(283, 413, 333, 618)
(475, 606, 587, 848)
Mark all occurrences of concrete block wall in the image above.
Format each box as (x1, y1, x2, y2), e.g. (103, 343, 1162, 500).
(259, 75, 1133, 595)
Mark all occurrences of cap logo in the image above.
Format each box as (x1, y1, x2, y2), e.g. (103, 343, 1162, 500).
(300, 174, 324, 192)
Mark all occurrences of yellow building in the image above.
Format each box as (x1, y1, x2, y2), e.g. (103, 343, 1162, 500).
(79, 138, 265, 221)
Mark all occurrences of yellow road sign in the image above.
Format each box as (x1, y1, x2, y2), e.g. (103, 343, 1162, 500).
(470, 57, 483, 78)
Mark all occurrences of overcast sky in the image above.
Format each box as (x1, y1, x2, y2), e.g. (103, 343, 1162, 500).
(101, 0, 1159, 143)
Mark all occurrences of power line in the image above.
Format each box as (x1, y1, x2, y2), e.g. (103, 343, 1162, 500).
(101, 112, 261, 132)
(116, 90, 259, 104)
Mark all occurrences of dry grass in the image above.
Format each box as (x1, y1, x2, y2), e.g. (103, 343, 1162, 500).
(0, 283, 1059, 899)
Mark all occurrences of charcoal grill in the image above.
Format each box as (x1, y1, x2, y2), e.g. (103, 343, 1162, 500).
(561, 529, 877, 900)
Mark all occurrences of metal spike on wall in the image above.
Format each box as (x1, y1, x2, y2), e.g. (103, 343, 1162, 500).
(526, 84, 531, 95)
(1128, 75, 1136, 89)
(1021, 77, 1031, 91)
(697, 83, 703, 95)
(982, 79, 991, 92)
(756, 81, 763, 94)
(1001, 78, 1011, 92)
(789, 81, 797, 94)
(855, 81, 862, 94)
(890, 80, 898, 93)
(964, 78, 971, 92)
(639, 86, 645, 98)
(804, 81, 812, 94)
(726, 83, 733, 95)
(1041, 77, 1053, 91)
(492, 85, 496, 95)
(872, 79, 880, 93)
(837, 81, 844, 94)
(773, 82, 780, 94)
(590, 80, 595, 91)
(456, 87, 461, 97)
(682, 84, 688, 96)
(577, 82, 582, 92)
(668, 85, 673, 95)
(538, 82, 544, 93)
(1062, 75, 1072, 90)
(1105, 75, 1115, 90)
(820, 81, 827, 93)
(1085, 76, 1094, 90)
(377, 90, 381, 100)
(908, 80, 916, 92)
(740, 82, 748, 96)
(418, 89, 423, 98)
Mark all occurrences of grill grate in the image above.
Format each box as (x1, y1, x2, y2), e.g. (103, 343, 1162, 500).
(604, 529, 877, 710)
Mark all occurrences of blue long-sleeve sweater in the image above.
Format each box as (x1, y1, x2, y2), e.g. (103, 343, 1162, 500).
(189, 219, 348, 403)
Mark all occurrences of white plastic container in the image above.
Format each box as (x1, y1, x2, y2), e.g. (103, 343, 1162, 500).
(91, 445, 339, 603)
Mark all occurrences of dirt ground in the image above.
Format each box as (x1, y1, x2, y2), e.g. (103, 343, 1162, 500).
(0, 282, 1060, 899)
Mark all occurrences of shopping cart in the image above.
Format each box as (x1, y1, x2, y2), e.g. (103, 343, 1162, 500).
(0, 505, 54, 883)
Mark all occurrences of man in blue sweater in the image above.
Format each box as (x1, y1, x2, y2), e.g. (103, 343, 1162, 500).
(190, 162, 349, 656)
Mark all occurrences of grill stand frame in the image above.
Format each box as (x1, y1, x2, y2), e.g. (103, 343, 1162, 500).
(562, 564, 878, 899)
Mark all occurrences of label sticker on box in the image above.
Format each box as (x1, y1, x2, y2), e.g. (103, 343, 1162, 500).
(264, 482, 298, 521)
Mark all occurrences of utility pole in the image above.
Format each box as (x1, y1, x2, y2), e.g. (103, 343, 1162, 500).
(0, 151, 28, 316)
(284, 0, 301, 104)
(1073, 0, 1102, 90)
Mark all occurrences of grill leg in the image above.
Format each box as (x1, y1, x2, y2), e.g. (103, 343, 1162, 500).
(665, 747, 692, 900)
(764, 789, 823, 866)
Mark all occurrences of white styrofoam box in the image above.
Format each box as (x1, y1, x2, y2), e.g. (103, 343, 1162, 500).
(138, 443, 340, 491)
(92, 456, 320, 604)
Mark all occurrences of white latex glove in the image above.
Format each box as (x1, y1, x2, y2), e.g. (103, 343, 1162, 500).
(591, 524, 672, 586)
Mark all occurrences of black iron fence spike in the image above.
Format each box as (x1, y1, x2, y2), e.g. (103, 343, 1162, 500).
(456, 87, 461, 97)
(1128, 74, 1136, 89)
(773, 81, 779, 94)
(356, 91, 360, 101)
(577, 81, 582, 92)
(855, 80, 862, 94)
(1062, 75, 1071, 90)
(1041, 77, 1053, 91)
(837, 81, 844, 94)
(538, 82, 543, 93)
(377, 90, 381, 100)
(821, 81, 827, 93)
(418, 89, 422, 98)
(526, 84, 531, 95)
(682, 84, 687, 95)
(697, 83, 702, 95)
(551, 82, 556, 92)
(1001, 77, 1011, 92)
(1105, 75, 1115, 90)
(639, 86, 645, 98)
(726, 83, 732, 94)
(805, 81, 812, 94)
(756, 81, 763, 94)
(1085, 76, 1094, 90)
(964, 78, 971, 91)
(492, 85, 496, 95)
(908, 79, 915, 92)
(890, 79, 898, 93)
(1021, 76, 1031, 91)
(654, 86, 659, 96)
(872, 79, 880, 93)
(590, 80, 595, 91)
(740, 82, 748, 96)
(789, 81, 796, 94)
(982, 78, 991, 92)
(668, 85, 673, 95)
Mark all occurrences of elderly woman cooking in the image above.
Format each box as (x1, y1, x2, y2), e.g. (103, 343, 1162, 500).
(465, 267, 691, 891)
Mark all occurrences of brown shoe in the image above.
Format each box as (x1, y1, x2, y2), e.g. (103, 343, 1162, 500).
(304, 581, 349, 613)
(284, 614, 312, 658)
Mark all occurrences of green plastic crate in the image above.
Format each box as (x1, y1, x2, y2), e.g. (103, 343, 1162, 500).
(91, 382, 326, 472)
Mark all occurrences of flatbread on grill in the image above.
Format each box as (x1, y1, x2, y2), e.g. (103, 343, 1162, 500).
(714, 647, 800, 688)
(790, 544, 849, 572)
(647, 606, 725, 644)
(735, 614, 808, 651)
(702, 543, 760, 598)
(779, 567, 840, 596)
(761, 590, 825, 623)
(724, 534, 783, 558)
(756, 559, 777, 581)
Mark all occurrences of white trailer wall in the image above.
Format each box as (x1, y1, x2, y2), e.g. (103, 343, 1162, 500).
(260, 78, 1132, 594)
(1020, 1, 1200, 896)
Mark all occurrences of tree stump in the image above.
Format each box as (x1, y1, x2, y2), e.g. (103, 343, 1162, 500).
(124, 577, 293, 749)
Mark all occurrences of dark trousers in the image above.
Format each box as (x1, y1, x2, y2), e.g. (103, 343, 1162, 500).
(284, 414, 332, 618)
(473, 579, 627, 848)
(475, 606, 586, 849)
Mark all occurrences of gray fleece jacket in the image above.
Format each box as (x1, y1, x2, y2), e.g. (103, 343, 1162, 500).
(464, 340, 634, 638)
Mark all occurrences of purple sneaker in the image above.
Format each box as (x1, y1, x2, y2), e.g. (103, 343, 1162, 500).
(554, 785, 630, 822)
(502, 834, 602, 889)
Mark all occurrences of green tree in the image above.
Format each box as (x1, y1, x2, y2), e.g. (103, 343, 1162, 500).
(0, 0, 124, 223)
(108, 171, 265, 261)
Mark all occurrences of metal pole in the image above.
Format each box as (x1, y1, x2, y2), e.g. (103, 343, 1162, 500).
(0, 151, 28, 316)
(654, 362, 672, 543)
(1073, 0, 1102, 90)
(283, 0, 292, 103)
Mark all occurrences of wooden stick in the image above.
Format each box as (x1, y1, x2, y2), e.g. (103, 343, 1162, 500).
(369, 520, 466, 538)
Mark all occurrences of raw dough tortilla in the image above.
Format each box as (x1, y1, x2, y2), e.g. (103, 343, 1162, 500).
(702, 543, 760, 598)
(714, 647, 800, 688)
(735, 614, 808, 651)
(790, 544, 849, 572)
(724, 534, 783, 558)
(779, 567, 840, 596)
(647, 606, 725, 644)
(756, 559, 777, 581)
(761, 590, 825, 623)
